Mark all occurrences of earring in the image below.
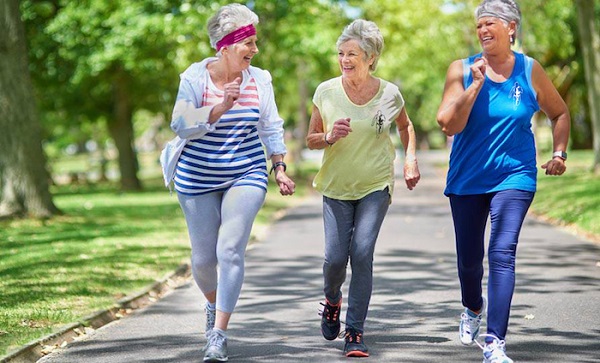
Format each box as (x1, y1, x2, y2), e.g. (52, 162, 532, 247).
(510, 35, 514, 43)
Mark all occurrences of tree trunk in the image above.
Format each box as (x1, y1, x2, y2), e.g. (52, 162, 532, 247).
(107, 66, 142, 191)
(0, 0, 60, 218)
(575, 0, 600, 173)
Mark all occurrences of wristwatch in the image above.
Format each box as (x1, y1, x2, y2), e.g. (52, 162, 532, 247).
(552, 151, 567, 160)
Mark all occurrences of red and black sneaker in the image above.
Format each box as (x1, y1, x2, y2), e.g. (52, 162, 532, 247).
(319, 298, 342, 340)
(343, 328, 369, 357)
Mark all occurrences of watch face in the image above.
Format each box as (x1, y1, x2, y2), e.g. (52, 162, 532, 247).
(553, 151, 567, 160)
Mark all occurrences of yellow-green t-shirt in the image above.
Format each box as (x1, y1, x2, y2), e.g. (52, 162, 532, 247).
(312, 77, 405, 200)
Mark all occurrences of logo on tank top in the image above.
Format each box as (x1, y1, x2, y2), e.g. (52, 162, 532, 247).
(509, 82, 523, 109)
(372, 110, 386, 138)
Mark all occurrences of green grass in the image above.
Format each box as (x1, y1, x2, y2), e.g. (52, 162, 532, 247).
(0, 153, 312, 357)
(531, 150, 600, 238)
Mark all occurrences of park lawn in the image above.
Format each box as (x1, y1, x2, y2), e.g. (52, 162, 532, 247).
(0, 159, 311, 357)
(531, 150, 600, 238)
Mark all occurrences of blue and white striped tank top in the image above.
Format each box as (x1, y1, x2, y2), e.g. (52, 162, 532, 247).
(174, 74, 268, 195)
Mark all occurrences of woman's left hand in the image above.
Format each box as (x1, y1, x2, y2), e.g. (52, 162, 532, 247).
(404, 159, 421, 190)
(541, 158, 567, 176)
(275, 171, 296, 196)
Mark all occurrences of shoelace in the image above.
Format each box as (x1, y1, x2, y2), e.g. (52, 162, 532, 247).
(345, 329, 363, 344)
(205, 306, 216, 331)
(206, 330, 226, 349)
(476, 333, 509, 360)
(319, 302, 341, 321)
(461, 311, 482, 333)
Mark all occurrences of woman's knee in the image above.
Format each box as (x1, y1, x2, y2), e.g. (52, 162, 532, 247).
(217, 246, 245, 268)
(192, 254, 217, 275)
(324, 257, 348, 274)
(458, 261, 484, 277)
(488, 249, 516, 270)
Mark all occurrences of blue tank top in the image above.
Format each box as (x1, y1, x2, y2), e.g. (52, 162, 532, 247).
(445, 51, 540, 196)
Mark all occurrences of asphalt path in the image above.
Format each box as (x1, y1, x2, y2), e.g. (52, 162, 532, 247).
(38, 151, 600, 363)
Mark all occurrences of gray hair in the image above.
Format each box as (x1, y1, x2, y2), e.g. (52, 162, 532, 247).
(207, 4, 259, 51)
(336, 19, 384, 72)
(475, 0, 521, 43)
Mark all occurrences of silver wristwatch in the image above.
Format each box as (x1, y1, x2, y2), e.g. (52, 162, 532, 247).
(552, 151, 567, 160)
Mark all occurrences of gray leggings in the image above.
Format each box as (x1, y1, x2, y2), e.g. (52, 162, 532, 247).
(177, 186, 266, 313)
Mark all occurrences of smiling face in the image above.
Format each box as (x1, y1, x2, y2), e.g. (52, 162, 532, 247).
(338, 39, 373, 80)
(224, 35, 259, 72)
(477, 16, 515, 53)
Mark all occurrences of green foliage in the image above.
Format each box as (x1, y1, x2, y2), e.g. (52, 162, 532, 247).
(350, 0, 471, 147)
(21, 0, 192, 161)
(520, 0, 576, 61)
(249, 0, 348, 127)
(21, 0, 596, 153)
(26, 0, 184, 114)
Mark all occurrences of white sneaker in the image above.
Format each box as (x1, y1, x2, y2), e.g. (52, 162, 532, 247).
(204, 329, 228, 362)
(477, 334, 513, 363)
(459, 297, 486, 345)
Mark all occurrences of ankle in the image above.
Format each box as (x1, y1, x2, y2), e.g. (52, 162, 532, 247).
(212, 328, 227, 337)
(326, 298, 342, 307)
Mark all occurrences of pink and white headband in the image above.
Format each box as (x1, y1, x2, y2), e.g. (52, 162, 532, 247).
(216, 24, 256, 52)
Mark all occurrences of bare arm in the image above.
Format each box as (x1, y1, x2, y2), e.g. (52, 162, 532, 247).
(306, 105, 351, 149)
(395, 107, 420, 190)
(437, 59, 486, 136)
(532, 60, 571, 176)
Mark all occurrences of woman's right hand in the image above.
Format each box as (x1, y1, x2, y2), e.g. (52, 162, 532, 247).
(471, 58, 487, 86)
(222, 77, 242, 110)
(328, 118, 352, 143)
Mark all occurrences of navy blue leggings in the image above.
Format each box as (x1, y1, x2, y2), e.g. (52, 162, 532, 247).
(449, 189, 534, 340)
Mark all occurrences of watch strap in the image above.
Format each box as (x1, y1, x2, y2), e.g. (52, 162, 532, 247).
(552, 151, 567, 160)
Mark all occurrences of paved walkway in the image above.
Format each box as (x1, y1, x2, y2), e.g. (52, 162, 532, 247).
(39, 151, 600, 362)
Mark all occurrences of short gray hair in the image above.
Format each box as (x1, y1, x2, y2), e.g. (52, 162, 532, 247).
(207, 4, 259, 51)
(475, 0, 521, 43)
(336, 19, 384, 72)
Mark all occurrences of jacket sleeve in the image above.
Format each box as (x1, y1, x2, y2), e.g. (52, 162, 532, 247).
(256, 69, 287, 158)
(170, 76, 216, 140)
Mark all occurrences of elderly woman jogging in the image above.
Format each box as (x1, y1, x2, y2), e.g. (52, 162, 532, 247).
(161, 4, 295, 362)
(306, 19, 420, 358)
(437, 1, 570, 362)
